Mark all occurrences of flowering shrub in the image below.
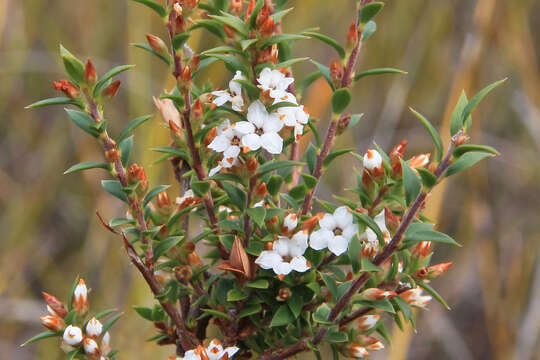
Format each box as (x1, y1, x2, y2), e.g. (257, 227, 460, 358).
(24, 0, 505, 359)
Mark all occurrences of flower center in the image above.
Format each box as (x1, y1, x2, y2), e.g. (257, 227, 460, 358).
(255, 127, 264, 136)
(231, 135, 241, 146)
(333, 227, 343, 236)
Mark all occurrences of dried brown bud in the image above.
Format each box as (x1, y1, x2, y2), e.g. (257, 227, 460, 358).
(411, 241, 431, 259)
(276, 288, 291, 302)
(257, 5, 269, 27)
(302, 213, 324, 232)
(187, 251, 201, 267)
(425, 262, 452, 280)
(175, 265, 193, 280)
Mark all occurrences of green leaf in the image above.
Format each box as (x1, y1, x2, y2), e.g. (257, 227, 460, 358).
(275, 57, 310, 69)
(26, 97, 82, 109)
(403, 229, 460, 246)
(172, 33, 191, 52)
(132, 43, 171, 65)
(418, 281, 450, 310)
(302, 31, 345, 59)
(65, 109, 100, 137)
(325, 328, 349, 343)
(261, 34, 309, 49)
(320, 273, 338, 302)
(450, 91, 469, 136)
(209, 12, 249, 37)
(64, 161, 109, 174)
(331, 88, 352, 114)
(416, 168, 437, 188)
(234, 79, 260, 100)
(347, 235, 362, 273)
(21, 331, 61, 346)
(313, 303, 332, 325)
(401, 159, 421, 206)
(191, 180, 211, 197)
(238, 304, 262, 319)
(357, 299, 395, 314)
(361, 258, 383, 272)
(453, 144, 499, 157)
(267, 175, 283, 196)
(246, 279, 269, 289)
(202, 45, 243, 55)
(66, 349, 83, 360)
(143, 185, 170, 207)
(152, 146, 188, 160)
(154, 236, 183, 259)
(353, 212, 384, 246)
(271, 7, 293, 22)
(306, 144, 317, 174)
(93, 65, 135, 97)
(301, 173, 317, 189)
(119, 135, 133, 167)
(288, 295, 303, 319)
(133, 306, 153, 321)
(93, 308, 117, 320)
(247, 207, 266, 228)
(222, 181, 247, 210)
(409, 107, 443, 162)
(206, 54, 247, 74)
(310, 60, 335, 91)
(323, 148, 354, 167)
(461, 78, 507, 132)
(101, 180, 128, 202)
(270, 305, 294, 327)
(297, 71, 323, 94)
(266, 101, 298, 112)
(445, 151, 494, 177)
(201, 308, 231, 320)
(101, 312, 123, 335)
(257, 160, 304, 176)
(240, 38, 259, 51)
(360, 2, 384, 24)
(361, 20, 377, 41)
(128, 0, 166, 18)
(227, 289, 248, 301)
(59, 45, 85, 83)
(118, 115, 152, 142)
(354, 67, 406, 82)
(392, 296, 413, 321)
(188, 20, 226, 41)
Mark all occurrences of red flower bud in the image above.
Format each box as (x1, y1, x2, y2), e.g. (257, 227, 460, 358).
(102, 80, 121, 100)
(40, 315, 65, 331)
(346, 23, 359, 49)
(259, 16, 275, 37)
(42, 292, 68, 318)
(53, 80, 79, 99)
(84, 60, 97, 85)
(146, 34, 168, 55)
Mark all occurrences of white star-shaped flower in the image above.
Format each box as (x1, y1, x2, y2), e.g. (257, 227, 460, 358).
(208, 120, 243, 176)
(257, 67, 294, 100)
(235, 100, 284, 154)
(212, 71, 245, 111)
(309, 206, 356, 256)
(206, 339, 240, 360)
(255, 231, 311, 276)
(274, 93, 310, 139)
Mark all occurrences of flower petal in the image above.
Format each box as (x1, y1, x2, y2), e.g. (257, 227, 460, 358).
(328, 235, 349, 256)
(319, 213, 336, 230)
(309, 229, 332, 250)
(208, 134, 230, 152)
(241, 133, 262, 151)
(334, 206, 353, 229)
(247, 100, 267, 128)
(260, 132, 283, 154)
(234, 121, 255, 135)
(290, 256, 310, 272)
(255, 251, 281, 270)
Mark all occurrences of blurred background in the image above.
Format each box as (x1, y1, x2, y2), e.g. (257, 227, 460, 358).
(1, 0, 539, 359)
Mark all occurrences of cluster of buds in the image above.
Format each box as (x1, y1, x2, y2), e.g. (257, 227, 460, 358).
(37, 279, 114, 359)
(127, 163, 149, 195)
(344, 335, 385, 359)
(170, 338, 239, 360)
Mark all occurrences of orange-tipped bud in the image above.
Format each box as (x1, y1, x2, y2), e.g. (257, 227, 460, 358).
(146, 34, 168, 55)
(400, 288, 432, 308)
(175, 13, 187, 33)
(127, 163, 149, 193)
(337, 114, 351, 135)
(246, 157, 259, 173)
(188, 55, 201, 73)
(302, 213, 325, 232)
(86, 317, 103, 338)
(245, 0, 256, 22)
(84, 60, 97, 85)
(72, 279, 89, 316)
(346, 23, 359, 49)
(204, 127, 218, 147)
(330, 60, 343, 83)
(53, 80, 79, 99)
(192, 98, 203, 120)
(256, 44, 278, 65)
(276, 287, 291, 302)
(358, 335, 385, 350)
(42, 292, 68, 318)
(359, 288, 397, 301)
(259, 16, 274, 37)
(154, 269, 173, 286)
(282, 213, 298, 233)
(425, 262, 453, 280)
(384, 207, 400, 232)
(346, 343, 369, 358)
(411, 241, 431, 259)
(63, 325, 83, 346)
(265, 216, 279, 233)
(356, 314, 380, 331)
(229, 0, 243, 14)
(156, 191, 171, 214)
(102, 80, 121, 100)
(256, 5, 269, 27)
(179, 66, 191, 88)
(83, 337, 100, 357)
(254, 183, 267, 200)
(105, 149, 120, 163)
(154, 96, 182, 129)
(390, 140, 407, 165)
(40, 315, 65, 331)
(409, 153, 430, 168)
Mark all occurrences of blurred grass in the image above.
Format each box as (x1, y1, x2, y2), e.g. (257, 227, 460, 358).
(1, 0, 539, 359)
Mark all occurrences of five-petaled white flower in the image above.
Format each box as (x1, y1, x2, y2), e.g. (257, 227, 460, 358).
(236, 100, 284, 154)
(257, 68, 294, 100)
(275, 93, 310, 139)
(255, 231, 311, 276)
(208, 120, 243, 176)
(359, 209, 390, 258)
(174, 340, 239, 360)
(309, 206, 356, 256)
(212, 71, 245, 111)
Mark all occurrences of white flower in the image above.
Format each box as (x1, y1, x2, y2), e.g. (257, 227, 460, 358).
(255, 231, 311, 276)
(206, 339, 240, 360)
(85, 317, 102, 338)
(208, 120, 244, 176)
(363, 149, 382, 171)
(212, 71, 245, 111)
(63, 325, 83, 346)
(83, 338, 99, 356)
(236, 100, 283, 154)
(275, 93, 309, 139)
(309, 206, 356, 256)
(359, 209, 391, 257)
(257, 67, 294, 100)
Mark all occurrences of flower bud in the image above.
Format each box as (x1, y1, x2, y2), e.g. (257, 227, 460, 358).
(265, 216, 280, 233)
(425, 262, 452, 280)
(389, 140, 407, 176)
(356, 314, 380, 331)
(73, 279, 89, 316)
(259, 16, 274, 38)
(256, 5, 269, 27)
(245, 0, 256, 22)
(102, 80, 121, 101)
(359, 288, 397, 301)
(246, 157, 259, 173)
(53, 80, 80, 99)
(411, 241, 431, 259)
(105, 149, 120, 163)
(154, 269, 173, 286)
(346, 23, 359, 49)
(83, 338, 100, 357)
(330, 60, 343, 85)
(127, 163, 149, 194)
(363, 149, 383, 174)
(156, 190, 172, 215)
(384, 207, 400, 233)
(276, 287, 291, 302)
(336, 114, 351, 135)
(42, 292, 68, 318)
(254, 183, 267, 201)
(229, 0, 242, 15)
(146, 34, 169, 55)
(84, 60, 97, 85)
(178, 66, 191, 90)
(400, 288, 432, 308)
(358, 335, 384, 350)
(63, 325, 83, 346)
(256, 44, 278, 65)
(187, 251, 202, 267)
(346, 343, 369, 358)
(100, 332, 111, 355)
(175, 265, 193, 280)
(282, 213, 298, 233)
(409, 153, 430, 168)
(40, 315, 65, 332)
(85, 317, 103, 338)
(153, 96, 182, 129)
(191, 98, 203, 129)
(175, 13, 187, 34)
(302, 213, 325, 233)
